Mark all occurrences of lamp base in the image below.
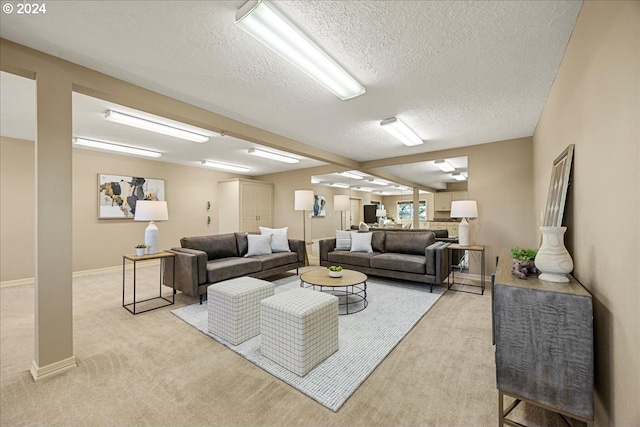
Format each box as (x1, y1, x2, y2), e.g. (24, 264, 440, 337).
(145, 221, 159, 254)
(458, 218, 470, 246)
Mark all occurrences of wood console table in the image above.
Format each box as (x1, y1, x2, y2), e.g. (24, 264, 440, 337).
(493, 251, 594, 426)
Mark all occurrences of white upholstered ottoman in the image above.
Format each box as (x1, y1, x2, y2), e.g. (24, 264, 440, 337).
(207, 277, 275, 345)
(260, 287, 339, 376)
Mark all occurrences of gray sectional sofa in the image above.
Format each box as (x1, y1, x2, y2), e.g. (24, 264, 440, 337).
(319, 230, 450, 292)
(164, 232, 306, 302)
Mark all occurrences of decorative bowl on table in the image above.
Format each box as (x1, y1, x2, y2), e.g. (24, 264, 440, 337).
(328, 266, 343, 278)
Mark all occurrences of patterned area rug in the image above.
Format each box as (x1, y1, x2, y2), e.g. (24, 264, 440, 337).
(172, 275, 444, 412)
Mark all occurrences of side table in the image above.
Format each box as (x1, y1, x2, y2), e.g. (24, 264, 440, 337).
(122, 251, 175, 315)
(447, 244, 485, 295)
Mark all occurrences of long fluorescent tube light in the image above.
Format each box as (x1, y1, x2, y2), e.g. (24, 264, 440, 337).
(338, 171, 364, 180)
(328, 182, 350, 188)
(435, 159, 456, 172)
(248, 148, 299, 164)
(201, 160, 250, 172)
(105, 110, 210, 143)
(352, 187, 372, 192)
(368, 179, 389, 186)
(452, 172, 467, 181)
(235, 0, 365, 100)
(380, 117, 423, 147)
(73, 137, 161, 158)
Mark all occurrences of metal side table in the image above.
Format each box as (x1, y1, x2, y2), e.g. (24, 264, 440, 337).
(447, 243, 485, 295)
(122, 251, 175, 314)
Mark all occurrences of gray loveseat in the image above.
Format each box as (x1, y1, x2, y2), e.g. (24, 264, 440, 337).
(164, 232, 306, 302)
(319, 230, 450, 292)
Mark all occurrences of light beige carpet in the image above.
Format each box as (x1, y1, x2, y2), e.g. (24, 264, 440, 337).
(1, 265, 582, 426)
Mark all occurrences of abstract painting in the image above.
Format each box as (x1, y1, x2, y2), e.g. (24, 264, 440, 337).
(312, 195, 326, 217)
(98, 173, 165, 219)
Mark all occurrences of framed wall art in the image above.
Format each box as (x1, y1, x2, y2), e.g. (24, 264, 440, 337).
(543, 144, 574, 227)
(98, 173, 165, 219)
(312, 195, 326, 217)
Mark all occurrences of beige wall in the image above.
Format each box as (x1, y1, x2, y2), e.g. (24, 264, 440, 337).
(533, 2, 639, 425)
(0, 136, 243, 281)
(0, 137, 35, 281)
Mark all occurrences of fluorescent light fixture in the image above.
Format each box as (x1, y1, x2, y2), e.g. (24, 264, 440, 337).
(311, 177, 320, 184)
(235, 0, 365, 100)
(452, 172, 467, 181)
(201, 160, 250, 172)
(368, 179, 389, 186)
(338, 171, 364, 180)
(73, 137, 161, 158)
(352, 186, 372, 192)
(380, 117, 423, 147)
(247, 148, 299, 163)
(329, 182, 350, 189)
(435, 159, 456, 172)
(104, 110, 210, 143)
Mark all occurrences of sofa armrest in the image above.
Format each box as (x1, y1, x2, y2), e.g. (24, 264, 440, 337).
(319, 238, 336, 262)
(425, 242, 451, 282)
(288, 239, 306, 263)
(162, 248, 207, 297)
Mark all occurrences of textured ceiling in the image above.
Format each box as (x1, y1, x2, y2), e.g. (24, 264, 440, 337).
(0, 1, 581, 177)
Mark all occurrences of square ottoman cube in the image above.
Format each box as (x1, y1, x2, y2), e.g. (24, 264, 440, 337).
(260, 287, 339, 376)
(207, 277, 275, 345)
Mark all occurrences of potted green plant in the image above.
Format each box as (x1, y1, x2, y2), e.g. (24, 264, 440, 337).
(328, 265, 343, 278)
(135, 244, 147, 256)
(510, 247, 538, 279)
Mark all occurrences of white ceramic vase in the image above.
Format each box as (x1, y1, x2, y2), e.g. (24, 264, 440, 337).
(534, 226, 573, 283)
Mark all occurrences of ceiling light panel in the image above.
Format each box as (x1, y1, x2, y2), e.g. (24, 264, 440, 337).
(73, 137, 161, 158)
(338, 171, 364, 180)
(380, 117, 423, 147)
(452, 172, 467, 181)
(435, 159, 456, 172)
(368, 179, 389, 186)
(235, 0, 365, 100)
(201, 160, 250, 172)
(248, 148, 299, 163)
(105, 110, 210, 143)
(328, 182, 350, 188)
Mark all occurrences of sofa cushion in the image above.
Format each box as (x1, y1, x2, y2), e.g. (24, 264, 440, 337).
(235, 232, 250, 256)
(370, 253, 426, 274)
(384, 231, 435, 255)
(327, 251, 377, 268)
(335, 230, 354, 251)
(206, 257, 262, 283)
(245, 234, 272, 257)
(259, 226, 291, 253)
(181, 234, 238, 260)
(253, 252, 299, 270)
(371, 230, 386, 253)
(351, 232, 373, 253)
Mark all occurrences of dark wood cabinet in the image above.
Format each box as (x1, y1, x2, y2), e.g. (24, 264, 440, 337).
(492, 251, 594, 425)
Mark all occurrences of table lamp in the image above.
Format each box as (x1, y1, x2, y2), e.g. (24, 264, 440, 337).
(450, 200, 478, 246)
(376, 208, 387, 227)
(134, 200, 169, 254)
(294, 190, 314, 244)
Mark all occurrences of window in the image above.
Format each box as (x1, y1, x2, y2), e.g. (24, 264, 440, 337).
(397, 201, 426, 221)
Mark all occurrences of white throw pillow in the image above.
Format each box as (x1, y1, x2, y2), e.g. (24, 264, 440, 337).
(245, 234, 273, 257)
(335, 230, 353, 251)
(358, 222, 370, 231)
(259, 226, 290, 253)
(350, 232, 373, 253)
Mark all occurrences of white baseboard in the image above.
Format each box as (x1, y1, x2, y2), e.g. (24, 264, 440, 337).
(30, 356, 78, 381)
(0, 277, 35, 288)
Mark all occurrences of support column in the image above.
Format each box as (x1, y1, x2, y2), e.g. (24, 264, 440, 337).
(31, 71, 76, 380)
(413, 188, 420, 229)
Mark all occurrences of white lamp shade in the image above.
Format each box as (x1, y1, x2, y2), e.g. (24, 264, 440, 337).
(450, 200, 478, 219)
(134, 201, 169, 221)
(334, 194, 350, 211)
(294, 190, 314, 211)
(376, 209, 387, 217)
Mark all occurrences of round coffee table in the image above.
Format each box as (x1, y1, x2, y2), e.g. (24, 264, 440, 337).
(300, 268, 368, 315)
